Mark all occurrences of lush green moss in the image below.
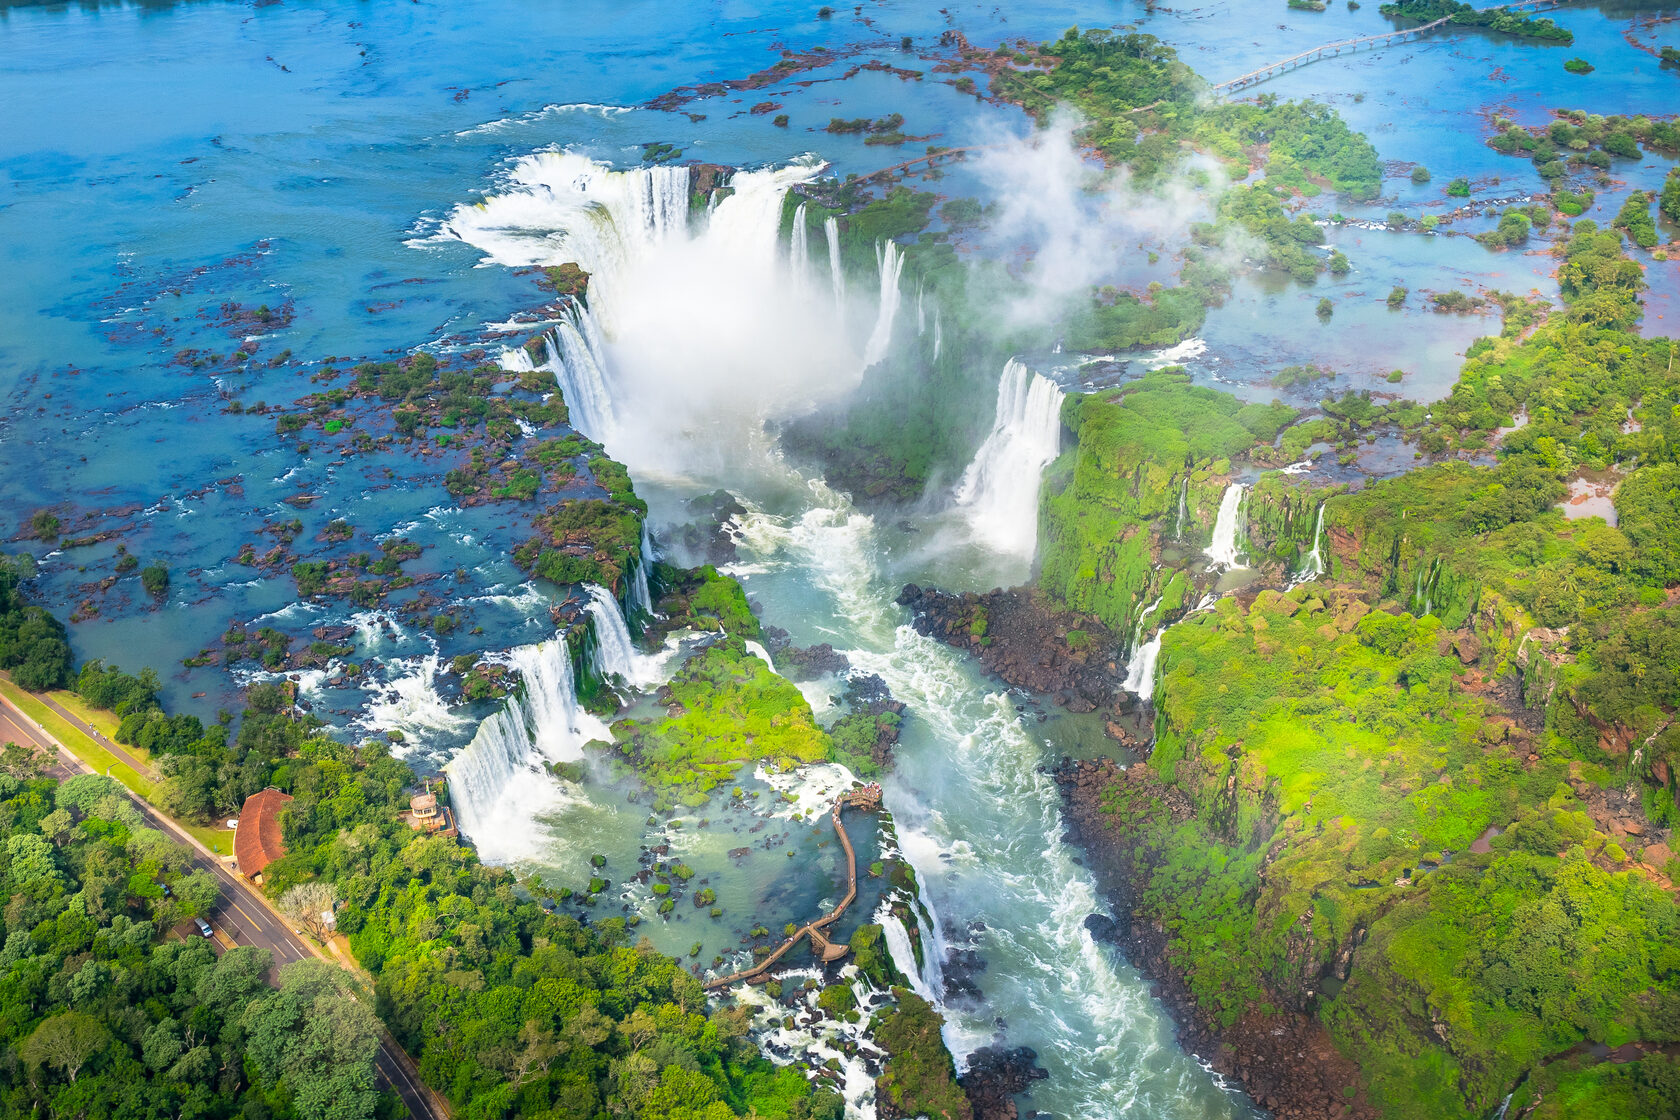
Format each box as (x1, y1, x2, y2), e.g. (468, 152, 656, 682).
(870, 990, 972, 1120)
(607, 639, 831, 801)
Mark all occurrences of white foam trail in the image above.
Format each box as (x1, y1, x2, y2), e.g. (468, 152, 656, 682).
(1206, 482, 1247, 571)
(952, 360, 1065, 557)
(445, 637, 611, 863)
(744, 639, 780, 675)
(1174, 477, 1188, 538)
(862, 240, 905, 369)
(932, 307, 942, 362)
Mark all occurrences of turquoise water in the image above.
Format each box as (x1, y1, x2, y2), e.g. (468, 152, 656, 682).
(3, 2, 1677, 1117)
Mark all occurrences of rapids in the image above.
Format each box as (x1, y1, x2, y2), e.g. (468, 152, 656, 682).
(441, 152, 1255, 1118)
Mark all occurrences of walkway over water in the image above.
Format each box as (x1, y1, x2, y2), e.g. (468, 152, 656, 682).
(1210, 0, 1564, 96)
(702, 784, 882, 992)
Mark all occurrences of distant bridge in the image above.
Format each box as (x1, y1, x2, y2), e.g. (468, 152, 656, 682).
(1209, 0, 1564, 97)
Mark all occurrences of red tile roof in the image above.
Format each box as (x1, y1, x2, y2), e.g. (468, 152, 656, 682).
(234, 788, 293, 877)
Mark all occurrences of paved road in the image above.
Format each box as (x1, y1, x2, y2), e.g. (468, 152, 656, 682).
(0, 693, 447, 1120)
(39, 692, 157, 778)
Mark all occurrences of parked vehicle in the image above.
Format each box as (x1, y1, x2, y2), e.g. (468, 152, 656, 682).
(194, 917, 213, 939)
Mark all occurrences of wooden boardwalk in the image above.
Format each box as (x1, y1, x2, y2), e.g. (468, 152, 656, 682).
(703, 785, 881, 992)
(1210, 0, 1563, 97)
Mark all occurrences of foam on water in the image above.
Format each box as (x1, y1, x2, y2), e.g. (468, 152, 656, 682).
(361, 654, 471, 745)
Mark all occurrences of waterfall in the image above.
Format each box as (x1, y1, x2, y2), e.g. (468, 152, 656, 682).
(1122, 631, 1164, 701)
(1129, 595, 1164, 656)
(862, 240, 905, 369)
(626, 519, 655, 622)
(932, 308, 942, 362)
(824, 216, 844, 310)
(875, 901, 941, 1004)
(1205, 482, 1248, 570)
(916, 282, 926, 335)
(743, 639, 780, 674)
(547, 305, 616, 441)
(445, 637, 609, 859)
(952, 360, 1065, 557)
(789, 202, 809, 292)
(1296, 501, 1327, 582)
(1174, 477, 1188, 539)
(584, 584, 663, 689)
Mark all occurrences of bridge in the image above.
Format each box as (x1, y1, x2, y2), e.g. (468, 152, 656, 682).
(702, 784, 883, 992)
(1209, 0, 1563, 97)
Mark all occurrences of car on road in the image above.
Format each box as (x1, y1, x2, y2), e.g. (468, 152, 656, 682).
(194, 917, 213, 939)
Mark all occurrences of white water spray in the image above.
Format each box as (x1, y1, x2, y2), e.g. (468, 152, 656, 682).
(1122, 631, 1164, 702)
(790, 202, 809, 290)
(825, 216, 845, 310)
(1206, 482, 1248, 571)
(862, 240, 905, 369)
(952, 360, 1065, 557)
(584, 585, 665, 689)
(445, 638, 610, 863)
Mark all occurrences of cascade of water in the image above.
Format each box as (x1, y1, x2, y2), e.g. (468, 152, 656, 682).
(445, 638, 609, 861)
(626, 520, 655, 622)
(862, 240, 905, 369)
(547, 305, 617, 441)
(1205, 482, 1248, 570)
(824, 216, 844, 310)
(1129, 595, 1165, 656)
(932, 308, 942, 362)
(916, 281, 926, 335)
(1174, 477, 1189, 539)
(743, 639, 780, 674)
(1122, 631, 1165, 701)
(789, 202, 809, 296)
(875, 900, 941, 1005)
(1296, 501, 1327, 582)
(952, 360, 1065, 557)
(584, 584, 663, 689)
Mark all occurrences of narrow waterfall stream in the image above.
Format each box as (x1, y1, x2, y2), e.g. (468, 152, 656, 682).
(1206, 482, 1248, 571)
(445, 153, 1254, 1120)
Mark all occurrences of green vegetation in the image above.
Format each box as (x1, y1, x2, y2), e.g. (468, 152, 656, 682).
(1487, 109, 1680, 179)
(1378, 0, 1573, 42)
(1613, 190, 1659, 249)
(1038, 369, 1296, 634)
(0, 771, 380, 1120)
(0, 555, 71, 691)
(869, 991, 971, 1120)
(1056, 201, 1680, 1119)
(1663, 166, 1680, 225)
(1563, 57, 1594, 75)
(607, 639, 831, 803)
(139, 563, 169, 598)
(1410, 165, 1430, 184)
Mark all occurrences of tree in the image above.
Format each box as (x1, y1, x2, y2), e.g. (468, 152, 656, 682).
(243, 960, 381, 1120)
(140, 563, 170, 598)
(279, 881, 338, 939)
(0, 739, 47, 778)
(21, 1010, 110, 1083)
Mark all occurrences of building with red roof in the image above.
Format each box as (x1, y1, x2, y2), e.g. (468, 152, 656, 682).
(233, 788, 293, 882)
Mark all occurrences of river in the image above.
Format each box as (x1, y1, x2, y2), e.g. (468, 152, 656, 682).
(4, 2, 1679, 1117)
